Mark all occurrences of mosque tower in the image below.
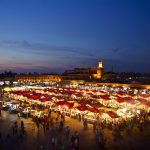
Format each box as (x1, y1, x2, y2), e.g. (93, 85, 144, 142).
(98, 60, 103, 68)
(96, 60, 104, 79)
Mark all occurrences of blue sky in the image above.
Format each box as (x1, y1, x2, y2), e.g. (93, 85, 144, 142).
(0, 0, 150, 73)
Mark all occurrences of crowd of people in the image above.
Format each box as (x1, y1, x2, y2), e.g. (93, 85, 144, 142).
(32, 110, 80, 150)
(31, 107, 150, 149)
(0, 119, 26, 149)
(0, 106, 150, 150)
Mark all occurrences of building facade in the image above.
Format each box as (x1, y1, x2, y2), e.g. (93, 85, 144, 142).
(62, 60, 104, 81)
(16, 74, 61, 82)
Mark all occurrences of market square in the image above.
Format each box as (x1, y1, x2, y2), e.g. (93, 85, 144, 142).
(0, 84, 150, 150)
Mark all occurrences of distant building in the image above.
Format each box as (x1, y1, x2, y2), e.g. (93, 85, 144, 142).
(0, 71, 17, 81)
(62, 60, 104, 81)
(16, 74, 61, 82)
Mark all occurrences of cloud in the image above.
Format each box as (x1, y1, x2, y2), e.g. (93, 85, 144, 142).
(12, 62, 33, 66)
(0, 40, 97, 58)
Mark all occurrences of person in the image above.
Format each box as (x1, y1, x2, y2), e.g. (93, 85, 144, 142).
(14, 121, 18, 135)
(12, 125, 15, 136)
(83, 119, 88, 129)
(43, 122, 46, 132)
(56, 116, 58, 124)
(54, 137, 58, 150)
(74, 131, 79, 150)
(65, 126, 70, 138)
(71, 134, 75, 146)
(50, 118, 53, 127)
(51, 136, 55, 150)
(83, 119, 85, 129)
(18, 131, 23, 141)
(82, 114, 84, 121)
(5, 134, 11, 142)
(0, 103, 2, 117)
(21, 120, 24, 134)
(102, 137, 107, 149)
(59, 120, 64, 131)
(46, 121, 50, 130)
(62, 113, 65, 122)
(18, 112, 21, 119)
(127, 123, 131, 135)
(48, 109, 52, 118)
(93, 122, 97, 130)
(75, 131, 79, 141)
(36, 120, 40, 132)
(74, 138, 79, 150)
(0, 132, 2, 141)
(56, 112, 59, 120)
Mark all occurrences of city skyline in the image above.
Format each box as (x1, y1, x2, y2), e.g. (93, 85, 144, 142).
(0, 0, 150, 73)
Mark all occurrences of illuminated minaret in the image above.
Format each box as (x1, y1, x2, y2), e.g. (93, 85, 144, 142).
(96, 60, 104, 79)
(98, 60, 103, 68)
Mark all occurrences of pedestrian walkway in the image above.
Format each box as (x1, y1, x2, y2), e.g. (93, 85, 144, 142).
(0, 111, 150, 150)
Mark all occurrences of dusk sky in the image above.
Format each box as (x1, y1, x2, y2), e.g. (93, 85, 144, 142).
(0, 0, 150, 73)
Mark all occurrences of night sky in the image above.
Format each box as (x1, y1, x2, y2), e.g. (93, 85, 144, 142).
(0, 0, 150, 73)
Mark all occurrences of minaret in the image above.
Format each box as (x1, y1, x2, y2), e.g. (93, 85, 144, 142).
(95, 60, 104, 79)
(98, 60, 103, 68)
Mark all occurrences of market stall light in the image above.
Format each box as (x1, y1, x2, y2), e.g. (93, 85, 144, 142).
(137, 110, 140, 114)
(4, 87, 11, 92)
